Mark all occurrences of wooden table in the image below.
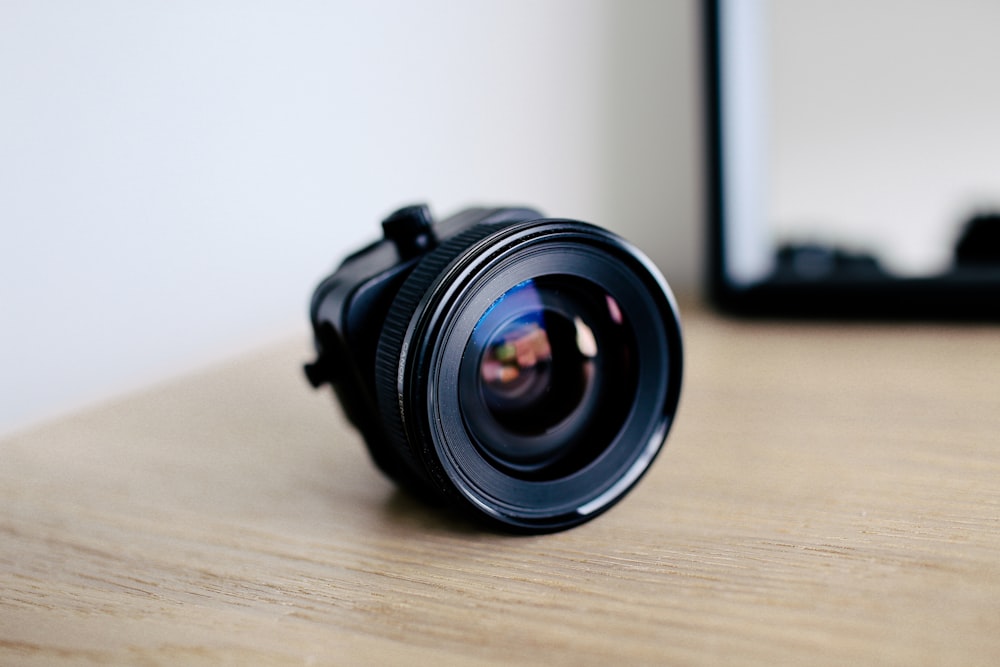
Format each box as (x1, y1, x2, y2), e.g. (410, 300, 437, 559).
(3, 303, 999, 665)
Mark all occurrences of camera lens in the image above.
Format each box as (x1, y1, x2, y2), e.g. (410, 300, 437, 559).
(459, 277, 637, 479)
(374, 218, 682, 532)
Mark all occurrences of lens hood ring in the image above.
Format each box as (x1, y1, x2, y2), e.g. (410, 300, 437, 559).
(374, 219, 683, 532)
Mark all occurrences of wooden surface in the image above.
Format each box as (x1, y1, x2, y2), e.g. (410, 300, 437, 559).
(2, 303, 999, 666)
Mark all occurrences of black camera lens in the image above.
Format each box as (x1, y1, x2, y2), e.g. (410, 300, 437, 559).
(372, 217, 683, 532)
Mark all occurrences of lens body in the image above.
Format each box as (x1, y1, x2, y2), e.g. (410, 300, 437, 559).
(374, 219, 682, 532)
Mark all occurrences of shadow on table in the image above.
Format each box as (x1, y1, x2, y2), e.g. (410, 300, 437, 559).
(379, 489, 489, 537)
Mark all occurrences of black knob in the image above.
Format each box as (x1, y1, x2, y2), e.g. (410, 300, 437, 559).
(381, 204, 438, 260)
(303, 358, 333, 388)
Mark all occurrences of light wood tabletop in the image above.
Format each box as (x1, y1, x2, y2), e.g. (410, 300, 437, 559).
(2, 302, 999, 666)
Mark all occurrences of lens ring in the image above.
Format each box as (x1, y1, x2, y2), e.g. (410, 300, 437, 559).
(377, 219, 682, 532)
(430, 246, 669, 514)
(373, 221, 515, 496)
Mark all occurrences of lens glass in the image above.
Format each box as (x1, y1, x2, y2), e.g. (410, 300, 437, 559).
(460, 276, 638, 478)
(478, 307, 590, 436)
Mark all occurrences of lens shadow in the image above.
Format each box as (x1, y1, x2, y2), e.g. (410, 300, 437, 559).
(379, 489, 486, 536)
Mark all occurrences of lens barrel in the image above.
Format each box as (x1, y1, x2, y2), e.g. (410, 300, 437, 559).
(374, 219, 682, 532)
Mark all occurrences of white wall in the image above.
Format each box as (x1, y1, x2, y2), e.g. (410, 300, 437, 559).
(0, 0, 700, 435)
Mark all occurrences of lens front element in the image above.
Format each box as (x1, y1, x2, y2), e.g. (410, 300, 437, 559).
(479, 305, 589, 436)
(461, 278, 637, 478)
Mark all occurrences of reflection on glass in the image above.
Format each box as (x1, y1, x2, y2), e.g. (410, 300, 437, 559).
(723, 0, 1000, 280)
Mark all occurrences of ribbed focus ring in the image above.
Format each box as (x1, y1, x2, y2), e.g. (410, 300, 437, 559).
(373, 222, 509, 499)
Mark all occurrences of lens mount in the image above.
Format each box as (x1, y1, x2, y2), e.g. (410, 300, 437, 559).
(375, 219, 682, 532)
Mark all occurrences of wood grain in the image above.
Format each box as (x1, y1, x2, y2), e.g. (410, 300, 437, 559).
(2, 304, 999, 665)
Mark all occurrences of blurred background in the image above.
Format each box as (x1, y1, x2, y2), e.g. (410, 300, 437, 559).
(711, 0, 1000, 308)
(0, 1, 701, 435)
(765, 0, 1000, 278)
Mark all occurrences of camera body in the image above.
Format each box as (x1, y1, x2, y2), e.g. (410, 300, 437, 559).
(306, 204, 683, 532)
(306, 205, 546, 496)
